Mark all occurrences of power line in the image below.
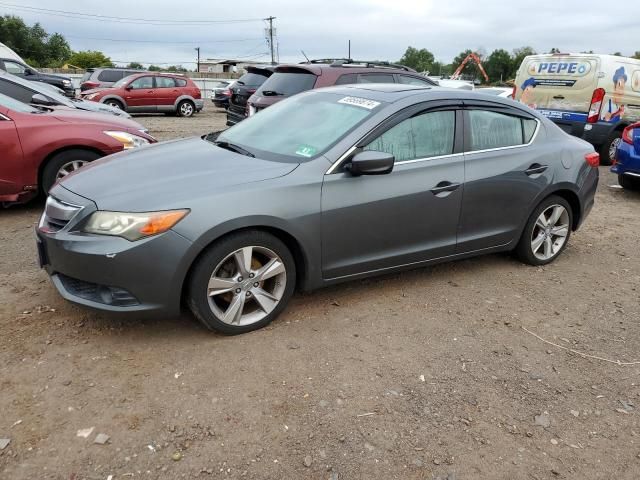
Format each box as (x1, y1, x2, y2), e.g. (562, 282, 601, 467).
(64, 35, 264, 45)
(0, 2, 264, 25)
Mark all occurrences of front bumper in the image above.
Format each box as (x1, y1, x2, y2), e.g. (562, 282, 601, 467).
(611, 141, 640, 176)
(194, 99, 204, 112)
(36, 187, 193, 316)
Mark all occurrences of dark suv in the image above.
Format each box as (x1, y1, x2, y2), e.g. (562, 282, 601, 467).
(226, 65, 276, 125)
(0, 58, 74, 97)
(245, 59, 437, 118)
(80, 68, 147, 91)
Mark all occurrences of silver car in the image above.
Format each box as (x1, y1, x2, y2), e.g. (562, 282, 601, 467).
(37, 85, 599, 335)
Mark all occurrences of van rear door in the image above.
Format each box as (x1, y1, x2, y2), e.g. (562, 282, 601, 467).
(515, 55, 600, 129)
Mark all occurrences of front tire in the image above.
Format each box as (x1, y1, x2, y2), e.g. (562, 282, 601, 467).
(41, 149, 102, 194)
(619, 174, 640, 190)
(187, 230, 296, 335)
(104, 99, 124, 111)
(515, 195, 573, 266)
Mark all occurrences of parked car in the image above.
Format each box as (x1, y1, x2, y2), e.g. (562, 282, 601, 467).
(37, 85, 599, 335)
(0, 57, 75, 97)
(212, 80, 235, 109)
(80, 67, 147, 91)
(0, 71, 131, 118)
(612, 122, 640, 190)
(0, 92, 155, 204)
(428, 77, 475, 90)
(80, 73, 203, 117)
(227, 66, 276, 125)
(478, 87, 514, 98)
(246, 59, 437, 118)
(514, 53, 640, 165)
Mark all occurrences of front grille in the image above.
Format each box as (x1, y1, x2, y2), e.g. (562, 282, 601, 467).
(58, 274, 139, 307)
(39, 196, 82, 233)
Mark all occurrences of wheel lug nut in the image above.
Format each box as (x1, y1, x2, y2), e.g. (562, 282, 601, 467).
(249, 273, 254, 278)
(253, 282, 259, 287)
(237, 276, 243, 282)
(235, 288, 241, 294)
(246, 291, 251, 297)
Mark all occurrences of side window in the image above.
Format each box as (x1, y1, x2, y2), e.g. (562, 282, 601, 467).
(398, 75, 432, 86)
(175, 78, 187, 87)
(129, 76, 154, 89)
(155, 77, 176, 88)
(358, 73, 395, 84)
(0, 79, 34, 103)
(468, 110, 536, 151)
(4, 61, 26, 75)
(364, 110, 455, 162)
(335, 73, 357, 85)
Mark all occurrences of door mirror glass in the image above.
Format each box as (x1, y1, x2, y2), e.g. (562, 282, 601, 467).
(31, 93, 57, 106)
(348, 150, 394, 176)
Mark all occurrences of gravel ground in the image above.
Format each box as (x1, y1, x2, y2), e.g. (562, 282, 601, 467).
(1, 106, 640, 480)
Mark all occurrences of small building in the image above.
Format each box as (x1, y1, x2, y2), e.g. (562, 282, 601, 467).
(198, 58, 268, 74)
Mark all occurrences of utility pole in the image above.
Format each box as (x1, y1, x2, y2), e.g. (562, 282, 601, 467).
(195, 47, 200, 73)
(348, 40, 351, 59)
(266, 16, 276, 64)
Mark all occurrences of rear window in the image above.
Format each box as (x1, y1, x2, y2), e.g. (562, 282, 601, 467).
(175, 78, 187, 87)
(335, 74, 357, 85)
(257, 71, 316, 96)
(237, 72, 270, 87)
(97, 70, 128, 82)
(398, 75, 433, 86)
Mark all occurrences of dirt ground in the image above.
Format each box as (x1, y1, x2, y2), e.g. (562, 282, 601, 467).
(1, 105, 640, 480)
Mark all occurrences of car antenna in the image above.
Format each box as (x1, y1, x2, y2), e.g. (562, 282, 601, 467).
(301, 50, 310, 62)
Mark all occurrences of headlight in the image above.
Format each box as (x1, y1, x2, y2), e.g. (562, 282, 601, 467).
(104, 131, 150, 149)
(85, 93, 98, 100)
(63, 79, 72, 85)
(82, 209, 189, 241)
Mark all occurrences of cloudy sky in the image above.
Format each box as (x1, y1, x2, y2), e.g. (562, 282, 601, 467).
(3, 0, 639, 67)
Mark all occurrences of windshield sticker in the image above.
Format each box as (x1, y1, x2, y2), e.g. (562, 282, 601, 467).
(338, 96, 381, 110)
(295, 145, 317, 157)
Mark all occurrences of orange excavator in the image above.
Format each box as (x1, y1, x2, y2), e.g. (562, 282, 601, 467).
(450, 52, 489, 83)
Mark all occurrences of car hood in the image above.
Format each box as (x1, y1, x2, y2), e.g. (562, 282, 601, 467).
(47, 107, 144, 130)
(73, 99, 131, 118)
(36, 72, 72, 83)
(59, 137, 299, 211)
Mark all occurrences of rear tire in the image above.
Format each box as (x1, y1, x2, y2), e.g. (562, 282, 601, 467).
(619, 174, 640, 190)
(515, 195, 573, 266)
(187, 230, 296, 335)
(177, 100, 195, 117)
(41, 149, 101, 194)
(599, 130, 622, 166)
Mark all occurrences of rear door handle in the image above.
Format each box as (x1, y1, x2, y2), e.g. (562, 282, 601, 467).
(553, 95, 565, 100)
(430, 181, 461, 196)
(525, 164, 548, 176)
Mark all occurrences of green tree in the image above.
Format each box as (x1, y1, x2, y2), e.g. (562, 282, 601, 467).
(127, 62, 144, 69)
(450, 49, 476, 78)
(398, 46, 436, 73)
(612, 51, 622, 56)
(511, 46, 536, 75)
(148, 65, 162, 71)
(66, 50, 113, 69)
(633, 51, 640, 60)
(165, 65, 187, 72)
(46, 33, 72, 67)
(0, 15, 71, 67)
(549, 47, 562, 54)
(485, 49, 513, 83)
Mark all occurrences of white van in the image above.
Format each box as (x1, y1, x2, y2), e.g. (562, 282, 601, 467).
(514, 53, 640, 164)
(0, 42, 25, 63)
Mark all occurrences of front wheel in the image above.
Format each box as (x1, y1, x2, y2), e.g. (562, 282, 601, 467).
(104, 99, 124, 111)
(41, 149, 102, 194)
(515, 195, 573, 266)
(187, 231, 296, 334)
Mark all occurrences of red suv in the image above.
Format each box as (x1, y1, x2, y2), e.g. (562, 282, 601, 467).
(80, 73, 203, 117)
(0, 92, 156, 204)
(246, 59, 437, 117)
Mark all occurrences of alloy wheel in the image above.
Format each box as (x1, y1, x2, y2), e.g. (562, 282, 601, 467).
(56, 160, 88, 180)
(180, 102, 194, 116)
(206, 246, 287, 326)
(609, 137, 621, 161)
(106, 101, 122, 110)
(530, 204, 570, 261)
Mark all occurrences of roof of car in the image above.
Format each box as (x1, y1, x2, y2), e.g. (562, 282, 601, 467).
(274, 61, 419, 76)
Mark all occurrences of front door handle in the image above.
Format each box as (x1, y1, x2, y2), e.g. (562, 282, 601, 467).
(430, 181, 461, 196)
(525, 164, 548, 176)
(553, 95, 565, 100)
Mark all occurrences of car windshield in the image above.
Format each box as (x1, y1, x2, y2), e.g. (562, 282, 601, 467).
(237, 72, 270, 87)
(257, 70, 317, 96)
(214, 92, 383, 162)
(0, 92, 40, 113)
(113, 75, 137, 88)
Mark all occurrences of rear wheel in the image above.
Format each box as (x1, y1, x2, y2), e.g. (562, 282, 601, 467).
(177, 100, 195, 117)
(599, 130, 622, 166)
(187, 230, 296, 335)
(515, 195, 573, 266)
(41, 149, 101, 194)
(619, 174, 640, 190)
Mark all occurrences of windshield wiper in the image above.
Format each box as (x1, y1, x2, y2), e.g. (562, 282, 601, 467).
(261, 90, 285, 96)
(213, 141, 255, 157)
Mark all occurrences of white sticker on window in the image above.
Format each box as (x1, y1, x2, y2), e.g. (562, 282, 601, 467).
(338, 96, 380, 110)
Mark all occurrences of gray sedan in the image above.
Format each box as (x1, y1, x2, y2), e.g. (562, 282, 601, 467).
(36, 85, 599, 334)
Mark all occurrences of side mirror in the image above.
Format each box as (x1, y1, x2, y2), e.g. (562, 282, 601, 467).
(124, 85, 133, 91)
(347, 150, 395, 176)
(31, 93, 57, 106)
